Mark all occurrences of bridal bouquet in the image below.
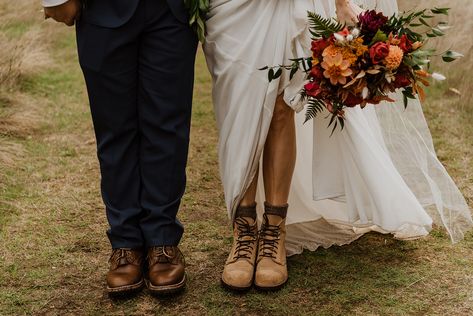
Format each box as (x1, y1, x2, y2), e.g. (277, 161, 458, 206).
(263, 8, 462, 132)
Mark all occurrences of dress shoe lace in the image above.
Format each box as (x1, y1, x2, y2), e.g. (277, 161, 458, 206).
(259, 214, 281, 259)
(149, 246, 177, 265)
(109, 248, 140, 269)
(233, 217, 257, 260)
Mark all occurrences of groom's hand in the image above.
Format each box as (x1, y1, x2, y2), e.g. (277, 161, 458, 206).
(44, 0, 81, 26)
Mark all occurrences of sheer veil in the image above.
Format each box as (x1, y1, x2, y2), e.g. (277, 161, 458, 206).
(280, 0, 472, 253)
(357, 0, 472, 242)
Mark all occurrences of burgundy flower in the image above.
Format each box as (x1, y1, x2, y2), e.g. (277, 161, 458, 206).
(311, 38, 329, 55)
(369, 42, 390, 65)
(304, 81, 321, 97)
(393, 74, 411, 88)
(398, 34, 413, 53)
(344, 93, 364, 107)
(310, 66, 324, 80)
(358, 10, 389, 35)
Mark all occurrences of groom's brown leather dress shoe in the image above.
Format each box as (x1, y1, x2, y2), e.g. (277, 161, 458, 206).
(147, 246, 186, 295)
(106, 248, 144, 296)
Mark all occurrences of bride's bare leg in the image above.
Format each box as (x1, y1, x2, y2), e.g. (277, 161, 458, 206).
(255, 95, 294, 290)
(239, 167, 259, 207)
(263, 95, 296, 205)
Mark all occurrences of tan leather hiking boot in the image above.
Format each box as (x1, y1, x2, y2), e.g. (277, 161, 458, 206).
(106, 248, 144, 296)
(255, 203, 288, 290)
(221, 204, 258, 291)
(147, 246, 186, 295)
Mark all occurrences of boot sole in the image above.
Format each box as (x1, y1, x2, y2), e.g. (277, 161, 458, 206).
(254, 278, 288, 291)
(107, 279, 144, 297)
(220, 277, 253, 292)
(146, 275, 186, 296)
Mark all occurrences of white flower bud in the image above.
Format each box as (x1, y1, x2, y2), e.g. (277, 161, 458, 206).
(362, 87, 369, 99)
(334, 33, 345, 42)
(432, 72, 446, 81)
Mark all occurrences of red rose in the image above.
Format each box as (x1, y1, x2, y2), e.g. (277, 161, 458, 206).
(369, 42, 390, 64)
(310, 66, 324, 79)
(304, 81, 321, 97)
(393, 74, 411, 88)
(398, 34, 413, 53)
(311, 38, 329, 54)
(344, 93, 364, 107)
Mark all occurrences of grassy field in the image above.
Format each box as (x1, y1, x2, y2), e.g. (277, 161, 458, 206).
(0, 1, 472, 315)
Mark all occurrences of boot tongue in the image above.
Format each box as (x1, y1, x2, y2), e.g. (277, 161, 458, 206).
(241, 216, 256, 225)
(265, 213, 284, 226)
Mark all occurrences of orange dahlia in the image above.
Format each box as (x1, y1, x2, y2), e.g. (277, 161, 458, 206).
(384, 45, 404, 70)
(321, 53, 353, 85)
(323, 45, 357, 65)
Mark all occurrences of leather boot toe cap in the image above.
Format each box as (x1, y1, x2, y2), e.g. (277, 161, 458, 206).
(222, 265, 254, 288)
(254, 266, 287, 288)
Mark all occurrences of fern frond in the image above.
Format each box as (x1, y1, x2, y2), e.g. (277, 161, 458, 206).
(308, 12, 344, 39)
(304, 99, 326, 123)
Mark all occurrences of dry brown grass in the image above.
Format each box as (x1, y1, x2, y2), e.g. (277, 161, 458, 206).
(0, 1, 472, 315)
(0, 1, 52, 163)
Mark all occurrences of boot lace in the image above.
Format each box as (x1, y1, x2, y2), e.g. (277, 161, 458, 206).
(232, 217, 257, 260)
(259, 214, 281, 259)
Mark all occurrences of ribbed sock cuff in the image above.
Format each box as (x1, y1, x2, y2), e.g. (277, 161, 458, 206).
(235, 203, 257, 220)
(264, 202, 288, 218)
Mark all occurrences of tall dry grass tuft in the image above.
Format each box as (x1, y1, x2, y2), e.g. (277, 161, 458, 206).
(0, 0, 52, 164)
(0, 0, 51, 89)
(398, 0, 473, 113)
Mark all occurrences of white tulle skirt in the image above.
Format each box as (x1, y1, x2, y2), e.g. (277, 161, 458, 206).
(203, 0, 473, 255)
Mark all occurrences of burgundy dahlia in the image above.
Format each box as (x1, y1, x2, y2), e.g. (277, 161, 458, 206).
(358, 10, 389, 35)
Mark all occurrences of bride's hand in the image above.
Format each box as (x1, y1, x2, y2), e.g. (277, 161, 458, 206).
(335, 0, 364, 25)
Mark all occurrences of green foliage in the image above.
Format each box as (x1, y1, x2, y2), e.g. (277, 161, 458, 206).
(308, 12, 344, 39)
(442, 50, 464, 62)
(388, 7, 451, 42)
(304, 98, 325, 123)
(370, 30, 388, 44)
(261, 57, 312, 82)
(185, 0, 210, 43)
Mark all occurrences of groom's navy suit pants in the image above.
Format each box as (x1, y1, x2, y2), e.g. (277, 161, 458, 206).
(76, 0, 198, 248)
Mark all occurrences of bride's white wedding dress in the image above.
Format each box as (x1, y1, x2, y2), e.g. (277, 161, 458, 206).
(203, 0, 473, 255)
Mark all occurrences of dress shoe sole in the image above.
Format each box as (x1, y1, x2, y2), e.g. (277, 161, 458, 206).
(107, 279, 144, 297)
(147, 275, 186, 296)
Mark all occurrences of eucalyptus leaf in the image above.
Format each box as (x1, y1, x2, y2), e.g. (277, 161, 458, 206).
(442, 50, 464, 62)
